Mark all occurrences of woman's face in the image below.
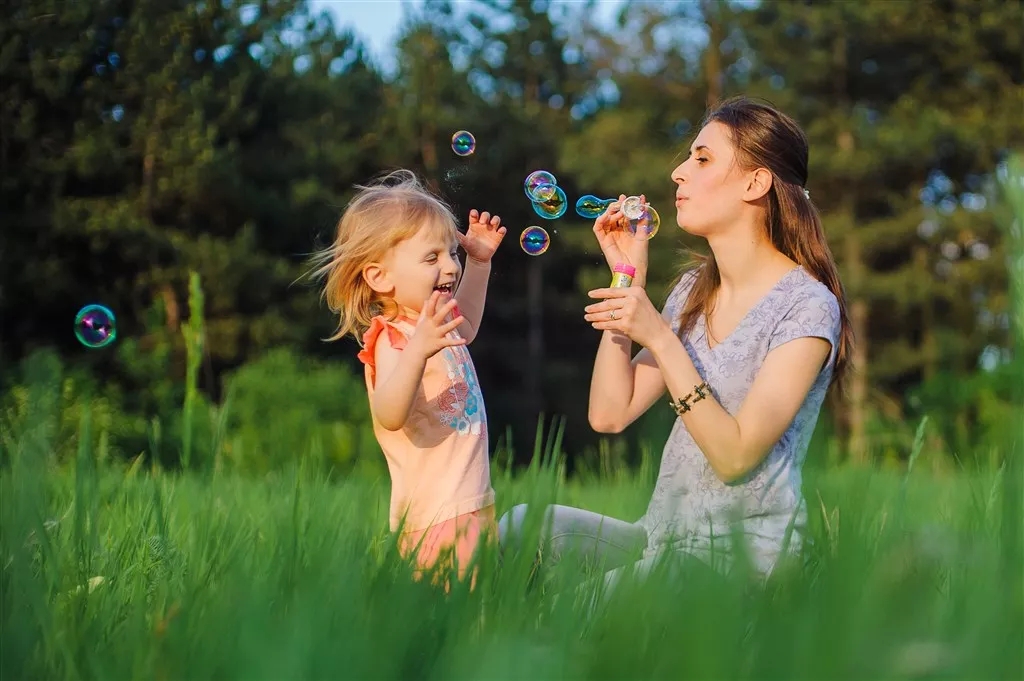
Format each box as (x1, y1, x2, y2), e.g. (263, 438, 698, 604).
(670, 121, 753, 237)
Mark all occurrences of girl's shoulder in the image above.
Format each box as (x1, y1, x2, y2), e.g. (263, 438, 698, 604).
(356, 315, 413, 367)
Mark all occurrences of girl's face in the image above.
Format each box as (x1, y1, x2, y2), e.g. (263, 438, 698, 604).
(670, 121, 755, 238)
(368, 223, 462, 317)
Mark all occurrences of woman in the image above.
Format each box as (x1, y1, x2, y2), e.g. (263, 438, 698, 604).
(498, 96, 853, 584)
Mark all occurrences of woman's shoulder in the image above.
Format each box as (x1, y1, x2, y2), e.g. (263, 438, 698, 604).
(774, 267, 841, 326)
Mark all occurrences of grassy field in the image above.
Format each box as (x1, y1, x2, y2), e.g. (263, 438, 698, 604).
(3, 156, 1022, 680)
(2, 401, 1022, 681)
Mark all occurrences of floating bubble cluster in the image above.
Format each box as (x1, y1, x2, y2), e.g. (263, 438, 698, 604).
(520, 226, 550, 256)
(575, 194, 615, 219)
(451, 130, 476, 157)
(523, 170, 566, 222)
(75, 304, 117, 349)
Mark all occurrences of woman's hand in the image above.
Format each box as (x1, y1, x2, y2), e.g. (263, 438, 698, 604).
(592, 194, 650, 285)
(584, 285, 670, 349)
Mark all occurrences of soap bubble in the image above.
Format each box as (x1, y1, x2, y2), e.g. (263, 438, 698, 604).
(451, 130, 476, 156)
(74, 304, 117, 349)
(531, 185, 567, 220)
(621, 195, 645, 220)
(627, 206, 661, 239)
(520, 226, 550, 256)
(575, 194, 615, 219)
(524, 170, 557, 201)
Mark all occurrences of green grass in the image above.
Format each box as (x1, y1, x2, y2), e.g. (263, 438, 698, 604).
(3, 158, 1022, 681)
(2, 401, 1021, 681)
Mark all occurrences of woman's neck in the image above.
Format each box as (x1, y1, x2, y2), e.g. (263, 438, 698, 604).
(706, 228, 796, 297)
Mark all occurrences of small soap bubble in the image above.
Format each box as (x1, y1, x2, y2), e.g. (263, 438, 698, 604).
(621, 195, 645, 220)
(524, 170, 557, 201)
(531, 185, 568, 220)
(451, 130, 476, 157)
(520, 226, 550, 256)
(75, 304, 117, 349)
(575, 194, 615, 219)
(627, 206, 661, 240)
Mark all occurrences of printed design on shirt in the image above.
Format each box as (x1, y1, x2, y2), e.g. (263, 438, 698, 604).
(438, 341, 485, 437)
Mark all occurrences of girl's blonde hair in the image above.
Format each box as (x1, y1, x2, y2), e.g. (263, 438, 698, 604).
(308, 169, 460, 344)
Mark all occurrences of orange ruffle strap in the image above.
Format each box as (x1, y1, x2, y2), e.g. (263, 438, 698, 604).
(356, 316, 408, 368)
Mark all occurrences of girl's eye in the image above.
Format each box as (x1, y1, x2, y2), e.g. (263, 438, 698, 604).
(450, 250, 459, 259)
(697, 157, 708, 164)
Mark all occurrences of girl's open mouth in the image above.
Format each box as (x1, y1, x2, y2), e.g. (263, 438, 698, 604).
(434, 282, 454, 295)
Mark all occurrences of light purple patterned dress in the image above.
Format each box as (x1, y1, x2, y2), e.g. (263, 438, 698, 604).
(637, 265, 842, 574)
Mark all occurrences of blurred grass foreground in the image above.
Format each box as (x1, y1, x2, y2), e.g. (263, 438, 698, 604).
(1, 159, 1022, 679)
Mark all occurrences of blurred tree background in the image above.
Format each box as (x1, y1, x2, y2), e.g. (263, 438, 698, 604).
(2, 0, 1022, 477)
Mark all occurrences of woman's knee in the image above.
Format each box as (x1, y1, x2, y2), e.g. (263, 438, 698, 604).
(497, 503, 531, 546)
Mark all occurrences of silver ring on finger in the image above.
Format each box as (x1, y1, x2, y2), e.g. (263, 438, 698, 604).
(609, 310, 616, 320)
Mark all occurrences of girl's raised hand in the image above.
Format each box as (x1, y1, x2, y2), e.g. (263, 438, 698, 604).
(407, 291, 467, 360)
(458, 210, 507, 263)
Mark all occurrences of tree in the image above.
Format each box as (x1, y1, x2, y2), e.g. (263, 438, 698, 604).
(733, 0, 1024, 460)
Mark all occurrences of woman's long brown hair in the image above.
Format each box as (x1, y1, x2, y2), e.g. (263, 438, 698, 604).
(673, 96, 854, 394)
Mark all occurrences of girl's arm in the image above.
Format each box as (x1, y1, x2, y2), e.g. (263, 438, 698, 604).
(453, 258, 490, 343)
(369, 333, 429, 431)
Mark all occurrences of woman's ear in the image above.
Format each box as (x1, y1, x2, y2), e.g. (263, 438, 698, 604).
(744, 168, 773, 201)
(362, 263, 393, 295)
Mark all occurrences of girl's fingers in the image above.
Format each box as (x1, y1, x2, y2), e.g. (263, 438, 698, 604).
(440, 315, 465, 335)
(422, 291, 439, 317)
(434, 299, 459, 324)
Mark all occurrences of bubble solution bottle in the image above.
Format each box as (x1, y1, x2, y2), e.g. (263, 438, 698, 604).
(610, 263, 636, 288)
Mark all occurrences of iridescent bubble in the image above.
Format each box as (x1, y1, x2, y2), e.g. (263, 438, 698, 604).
(621, 195, 645, 220)
(524, 170, 557, 201)
(530, 182, 558, 202)
(74, 304, 117, 349)
(520, 226, 550, 256)
(451, 130, 476, 157)
(531, 185, 567, 220)
(627, 206, 661, 240)
(575, 194, 615, 219)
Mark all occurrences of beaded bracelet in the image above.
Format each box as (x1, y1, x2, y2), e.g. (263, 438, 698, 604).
(668, 381, 711, 416)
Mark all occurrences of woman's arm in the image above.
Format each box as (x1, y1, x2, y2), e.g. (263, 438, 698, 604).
(647, 327, 831, 483)
(588, 334, 668, 435)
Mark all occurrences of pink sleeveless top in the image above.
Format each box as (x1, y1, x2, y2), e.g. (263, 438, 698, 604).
(357, 314, 494, 533)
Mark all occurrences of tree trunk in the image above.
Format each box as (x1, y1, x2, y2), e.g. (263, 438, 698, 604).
(526, 256, 544, 417)
(833, 21, 869, 464)
(701, 0, 723, 108)
(915, 245, 937, 381)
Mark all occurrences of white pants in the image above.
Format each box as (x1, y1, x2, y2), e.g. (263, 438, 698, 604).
(497, 503, 703, 605)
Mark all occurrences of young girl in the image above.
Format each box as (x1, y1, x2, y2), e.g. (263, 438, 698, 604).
(312, 170, 507, 584)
